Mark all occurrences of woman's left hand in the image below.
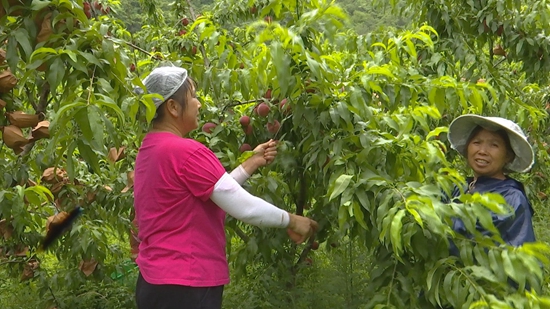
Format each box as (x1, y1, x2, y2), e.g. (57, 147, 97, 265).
(239, 139, 278, 176)
(252, 139, 278, 167)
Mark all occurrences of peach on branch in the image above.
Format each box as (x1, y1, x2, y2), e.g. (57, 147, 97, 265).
(279, 98, 291, 114)
(239, 143, 252, 153)
(83, 2, 92, 18)
(266, 120, 280, 134)
(243, 125, 253, 136)
(202, 122, 217, 133)
(239, 115, 250, 127)
(264, 89, 272, 100)
(311, 241, 319, 250)
(255, 103, 270, 117)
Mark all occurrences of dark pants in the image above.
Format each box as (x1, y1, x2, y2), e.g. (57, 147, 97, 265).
(136, 273, 224, 309)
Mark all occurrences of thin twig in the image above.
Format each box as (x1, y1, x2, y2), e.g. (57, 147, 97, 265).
(119, 37, 162, 60)
(231, 225, 250, 242)
(494, 57, 507, 68)
(221, 98, 263, 113)
(42, 268, 62, 309)
(386, 262, 398, 306)
(184, 0, 211, 68)
(19, 141, 35, 157)
(488, 37, 494, 63)
(87, 67, 95, 104)
(291, 236, 315, 275)
(25, 86, 37, 110)
(19, 82, 50, 157)
(36, 82, 51, 114)
(0, 259, 24, 266)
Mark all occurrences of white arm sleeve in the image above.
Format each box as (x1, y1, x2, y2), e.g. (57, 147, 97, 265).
(229, 164, 250, 185)
(211, 173, 290, 228)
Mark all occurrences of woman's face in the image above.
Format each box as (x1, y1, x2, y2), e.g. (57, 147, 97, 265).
(466, 128, 512, 179)
(179, 84, 201, 134)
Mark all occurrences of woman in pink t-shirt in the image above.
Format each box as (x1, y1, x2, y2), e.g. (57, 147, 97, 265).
(133, 66, 318, 309)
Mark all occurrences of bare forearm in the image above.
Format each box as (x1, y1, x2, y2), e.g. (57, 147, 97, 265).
(240, 157, 262, 175)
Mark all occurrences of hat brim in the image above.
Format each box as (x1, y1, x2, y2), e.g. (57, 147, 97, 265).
(448, 115, 534, 173)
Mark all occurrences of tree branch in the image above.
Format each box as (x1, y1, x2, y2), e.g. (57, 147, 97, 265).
(231, 225, 250, 242)
(488, 37, 494, 63)
(19, 82, 50, 157)
(221, 98, 262, 113)
(494, 57, 507, 68)
(36, 82, 50, 114)
(0, 259, 23, 266)
(184, 0, 211, 68)
(25, 86, 37, 111)
(296, 172, 307, 216)
(291, 235, 316, 275)
(121, 38, 163, 60)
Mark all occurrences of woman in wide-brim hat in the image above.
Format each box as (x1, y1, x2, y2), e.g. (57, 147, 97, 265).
(446, 114, 536, 251)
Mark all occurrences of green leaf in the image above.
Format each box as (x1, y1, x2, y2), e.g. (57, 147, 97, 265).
(338, 202, 349, 228)
(501, 250, 517, 281)
(77, 140, 100, 174)
(25, 183, 53, 204)
(366, 65, 395, 79)
(390, 209, 406, 256)
(46, 57, 65, 90)
(87, 105, 105, 151)
(66, 141, 77, 181)
(467, 265, 499, 284)
(328, 174, 353, 201)
(51, 101, 86, 131)
(99, 112, 120, 148)
(30, 47, 58, 61)
(405, 205, 423, 228)
(355, 190, 371, 210)
(31, 0, 51, 10)
(516, 40, 524, 55)
(272, 42, 292, 97)
(140, 95, 159, 123)
(352, 201, 368, 229)
(74, 106, 94, 144)
(6, 35, 18, 70)
(14, 28, 33, 59)
(306, 53, 322, 81)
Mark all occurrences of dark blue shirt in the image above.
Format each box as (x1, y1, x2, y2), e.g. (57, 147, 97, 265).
(447, 176, 535, 255)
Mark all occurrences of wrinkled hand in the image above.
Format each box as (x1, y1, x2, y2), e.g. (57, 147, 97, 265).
(286, 213, 318, 244)
(251, 139, 278, 167)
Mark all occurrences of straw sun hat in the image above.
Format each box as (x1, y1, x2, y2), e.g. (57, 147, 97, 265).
(448, 114, 534, 173)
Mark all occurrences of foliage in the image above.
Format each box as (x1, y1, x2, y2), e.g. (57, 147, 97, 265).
(1, 0, 550, 308)
(337, 0, 411, 34)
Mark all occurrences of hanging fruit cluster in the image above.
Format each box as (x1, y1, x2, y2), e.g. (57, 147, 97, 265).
(0, 111, 48, 155)
(0, 42, 50, 154)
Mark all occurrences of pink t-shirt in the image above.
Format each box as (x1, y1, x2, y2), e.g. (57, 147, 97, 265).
(133, 132, 228, 287)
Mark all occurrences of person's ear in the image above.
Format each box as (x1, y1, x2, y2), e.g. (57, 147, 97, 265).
(165, 99, 180, 117)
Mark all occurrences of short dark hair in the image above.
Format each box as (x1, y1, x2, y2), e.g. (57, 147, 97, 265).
(153, 77, 197, 122)
(466, 125, 515, 159)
